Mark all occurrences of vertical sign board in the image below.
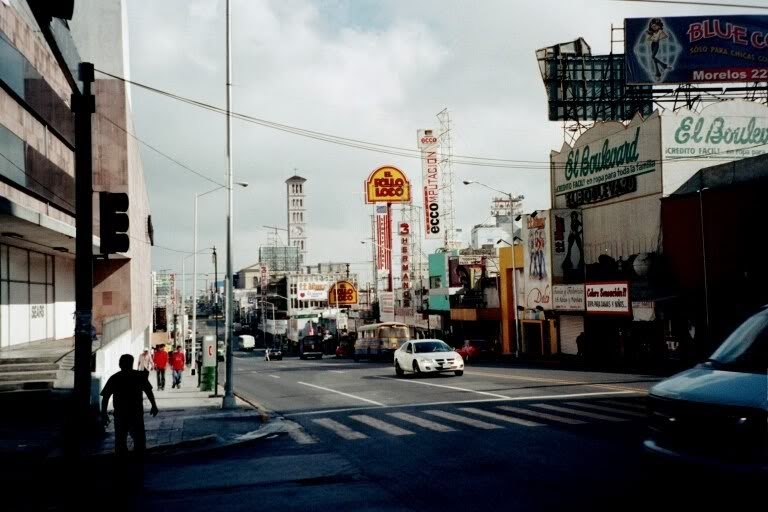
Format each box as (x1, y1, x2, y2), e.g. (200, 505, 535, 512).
(260, 264, 269, 304)
(379, 291, 395, 323)
(625, 15, 768, 85)
(418, 130, 441, 239)
(551, 209, 585, 285)
(585, 282, 631, 315)
(375, 205, 391, 272)
(522, 212, 553, 310)
(399, 222, 411, 307)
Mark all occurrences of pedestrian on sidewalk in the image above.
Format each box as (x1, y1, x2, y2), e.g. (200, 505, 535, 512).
(265, 346, 271, 362)
(137, 348, 153, 377)
(171, 345, 186, 389)
(100, 354, 159, 457)
(153, 344, 168, 390)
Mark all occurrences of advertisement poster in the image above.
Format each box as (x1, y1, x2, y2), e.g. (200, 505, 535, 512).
(418, 129, 441, 239)
(399, 222, 411, 306)
(329, 280, 358, 306)
(662, 100, 768, 194)
(379, 291, 395, 322)
(297, 281, 330, 301)
(522, 212, 553, 310)
(375, 205, 391, 272)
(553, 285, 585, 311)
(626, 16, 768, 84)
(551, 112, 662, 209)
(365, 166, 411, 204)
(585, 282, 631, 315)
(551, 209, 584, 284)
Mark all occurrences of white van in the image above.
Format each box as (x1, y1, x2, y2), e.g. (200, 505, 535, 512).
(238, 334, 255, 351)
(645, 306, 768, 474)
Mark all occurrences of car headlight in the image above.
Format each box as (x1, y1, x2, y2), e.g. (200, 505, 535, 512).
(418, 358, 431, 364)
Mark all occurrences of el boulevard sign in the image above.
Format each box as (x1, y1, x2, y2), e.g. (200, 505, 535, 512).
(365, 166, 412, 204)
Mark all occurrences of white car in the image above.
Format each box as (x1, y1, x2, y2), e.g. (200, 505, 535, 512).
(394, 339, 464, 377)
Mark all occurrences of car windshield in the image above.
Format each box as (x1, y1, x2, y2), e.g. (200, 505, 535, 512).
(414, 341, 452, 353)
(708, 309, 768, 372)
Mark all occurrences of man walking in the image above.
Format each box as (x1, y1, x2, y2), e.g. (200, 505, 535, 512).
(170, 345, 186, 389)
(152, 344, 168, 391)
(100, 354, 159, 457)
(137, 349, 153, 376)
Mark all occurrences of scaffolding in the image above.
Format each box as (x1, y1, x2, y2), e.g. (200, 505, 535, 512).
(437, 108, 459, 250)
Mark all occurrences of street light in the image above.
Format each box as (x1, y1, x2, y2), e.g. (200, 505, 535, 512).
(191, 181, 247, 385)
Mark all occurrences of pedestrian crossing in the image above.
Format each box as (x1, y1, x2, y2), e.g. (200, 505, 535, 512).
(291, 398, 648, 445)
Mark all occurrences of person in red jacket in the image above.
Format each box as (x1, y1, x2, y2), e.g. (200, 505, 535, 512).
(170, 345, 186, 389)
(152, 345, 168, 391)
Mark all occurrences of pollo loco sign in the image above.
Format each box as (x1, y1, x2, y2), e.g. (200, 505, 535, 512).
(365, 166, 412, 204)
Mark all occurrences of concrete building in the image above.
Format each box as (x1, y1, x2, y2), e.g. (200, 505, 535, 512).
(0, 1, 152, 384)
(286, 175, 307, 264)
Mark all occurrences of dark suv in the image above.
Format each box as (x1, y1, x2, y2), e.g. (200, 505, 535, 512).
(299, 336, 324, 360)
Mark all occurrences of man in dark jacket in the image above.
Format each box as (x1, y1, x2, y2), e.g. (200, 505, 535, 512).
(101, 354, 159, 457)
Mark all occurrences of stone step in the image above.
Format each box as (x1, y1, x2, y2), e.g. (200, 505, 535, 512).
(0, 356, 62, 365)
(0, 370, 59, 382)
(0, 362, 60, 373)
(0, 380, 55, 392)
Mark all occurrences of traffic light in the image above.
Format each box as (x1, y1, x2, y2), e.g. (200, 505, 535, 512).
(99, 192, 129, 254)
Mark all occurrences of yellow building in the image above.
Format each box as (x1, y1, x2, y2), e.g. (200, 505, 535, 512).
(498, 246, 523, 355)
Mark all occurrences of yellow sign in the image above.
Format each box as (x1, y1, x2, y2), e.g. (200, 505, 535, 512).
(328, 280, 358, 306)
(365, 166, 411, 204)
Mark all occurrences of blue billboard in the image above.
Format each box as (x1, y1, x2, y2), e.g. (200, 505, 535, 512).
(625, 16, 768, 84)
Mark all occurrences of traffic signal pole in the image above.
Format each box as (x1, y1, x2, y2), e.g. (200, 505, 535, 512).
(73, 63, 96, 441)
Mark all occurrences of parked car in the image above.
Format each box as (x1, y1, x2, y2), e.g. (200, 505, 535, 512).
(266, 344, 283, 361)
(645, 306, 768, 475)
(456, 339, 496, 363)
(394, 339, 464, 377)
(299, 335, 323, 360)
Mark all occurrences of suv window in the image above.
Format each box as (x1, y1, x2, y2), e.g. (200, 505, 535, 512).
(405, 343, 412, 354)
(708, 309, 768, 373)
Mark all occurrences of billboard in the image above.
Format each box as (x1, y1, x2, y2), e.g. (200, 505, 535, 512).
(552, 285, 585, 311)
(585, 282, 631, 315)
(365, 166, 411, 204)
(375, 205, 391, 272)
(522, 212, 553, 310)
(551, 111, 662, 209)
(399, 222, 411, 307)
(418, 129, 442, 239)
(551, 209, 584, 284)
(329, 280, 358, 306)
(626, 16, 768, 84)
(297, 280, 330, 301)
(662, 99, 768, 194)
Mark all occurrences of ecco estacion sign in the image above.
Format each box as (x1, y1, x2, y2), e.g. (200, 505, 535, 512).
(551, 112, 662, 209)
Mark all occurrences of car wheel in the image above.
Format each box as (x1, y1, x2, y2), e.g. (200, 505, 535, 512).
(412, 361, 420, 376)
(454, 370, 464, 377)
(395, 360, 404, 377)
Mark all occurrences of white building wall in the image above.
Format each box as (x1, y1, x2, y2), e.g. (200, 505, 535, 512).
(54, 255, 75, 340)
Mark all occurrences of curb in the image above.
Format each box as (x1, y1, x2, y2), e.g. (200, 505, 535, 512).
(234, 390, 271, 423)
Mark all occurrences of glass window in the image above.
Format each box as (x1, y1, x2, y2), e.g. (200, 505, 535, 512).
(0, 125, 27, 186)
(8, 246, 27, 281)
(405, 343, 412, 353)
(9, 281, 29, 345)
(414, 341, 452, 353)
(0, 245, 6, 280)
(29, 251, 45, 283)
(709, 310, 768, 373)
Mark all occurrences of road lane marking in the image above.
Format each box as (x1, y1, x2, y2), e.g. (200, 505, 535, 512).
(350, 415, 415, 436)
(328, 370, 346, 374)
(298, 381, 385, 407)
(463, 371, 652, 393)
(564, 401, 647, 418)
(312, 418, 368, 440)
(531, 403, 628, 422)
(269, 375, 280, 379)
(373, 376, 511, 399)
(387, 412, 457, 432)
(601, 399, 648, 411)
(424, 410, 503, 430)
(284, 390, 641, 417)
(460, 407, 543, 427)
(497, 406, 586, 425)
(288, 429, 317, 445)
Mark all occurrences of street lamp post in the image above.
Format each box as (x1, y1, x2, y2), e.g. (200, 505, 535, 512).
(464, 180, 524, 357)
(192, 181, 248, 383)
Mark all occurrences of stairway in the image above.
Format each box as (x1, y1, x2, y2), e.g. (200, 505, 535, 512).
(0, 355, 62, 393)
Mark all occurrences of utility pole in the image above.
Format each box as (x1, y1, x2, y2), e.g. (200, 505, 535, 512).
(223, 0, 236, 409)
(73, 62, 95, 441)
(213, 247, 219, 395)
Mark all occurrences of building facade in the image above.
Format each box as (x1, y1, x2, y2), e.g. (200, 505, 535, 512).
(286, 175, 307, 264)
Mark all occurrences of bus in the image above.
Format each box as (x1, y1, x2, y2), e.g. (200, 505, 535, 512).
(354, 322, 410, 361)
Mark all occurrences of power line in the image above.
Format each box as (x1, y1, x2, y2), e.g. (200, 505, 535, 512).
(97, 113, 224, 187)
(94, 69, 768, 171)
(614, 0, 768, 9)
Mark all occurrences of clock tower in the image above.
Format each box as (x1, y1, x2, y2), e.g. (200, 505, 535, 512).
(286, 175, 307, 264)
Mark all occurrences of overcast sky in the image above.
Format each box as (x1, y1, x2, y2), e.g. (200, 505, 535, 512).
(124, 0, 762, 287)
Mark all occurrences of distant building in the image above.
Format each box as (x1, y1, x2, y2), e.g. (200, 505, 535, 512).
(286, 176, 307, 264)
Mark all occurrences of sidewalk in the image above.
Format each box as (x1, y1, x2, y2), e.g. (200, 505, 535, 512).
(89, 367, 273, 457)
